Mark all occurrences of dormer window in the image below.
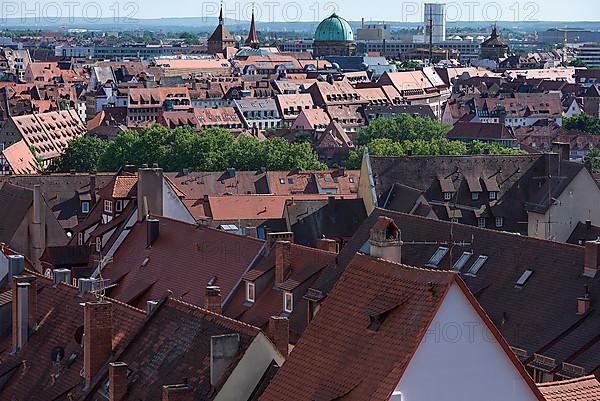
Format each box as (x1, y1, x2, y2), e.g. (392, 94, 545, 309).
(115, 200, 123, 213)
(81, 201, 90, 214)
(489, 191, 497, 200)
(284, 292, 293, 313)
(245, 281, 255, 303)
(444, 192, 452, 201)
(478, 218, 486, 228)
(496, 217, 504, 228)
(104, 200, 113, 214)
(471, 192, 480, 201)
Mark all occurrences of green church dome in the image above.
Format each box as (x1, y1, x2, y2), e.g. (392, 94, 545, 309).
(314, 13, 354, 42)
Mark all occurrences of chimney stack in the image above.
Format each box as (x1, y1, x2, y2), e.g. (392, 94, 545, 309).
(266, 232, 294, 250)
(31, 184, 46, 272)
(90, 172, 97, 205)
(268, 316, 289, 356)
(53, 268, 71, 286)
(7, 255, 25, 287)
(109, 362, 128, 401)
(84, 301, 113, 386)
(11, 276, 36, 352)
(275, 241, 292, 284)
(316, 238, 337, 253)
(79, 278, 97, 297)
(137, 167, 164, 222)
(205, 286, 222, 314)
(584, 240, 600, 278)
(147, 218, 160, 248)
(368, 217, 403, 264)
(146, 300, 159, 316)
(578, 295, 591, 315)
(552, 141, 571, 162)
(162, 384, 194, 401)
(210, 334, 240, 387)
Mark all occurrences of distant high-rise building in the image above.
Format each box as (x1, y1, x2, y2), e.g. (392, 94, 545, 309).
(424, 3, 446, 43)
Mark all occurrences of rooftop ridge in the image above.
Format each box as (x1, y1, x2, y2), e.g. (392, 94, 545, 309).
(537, 375, 598, 387)
(167, 297, 261, 336)
(355, 252, 459, 279)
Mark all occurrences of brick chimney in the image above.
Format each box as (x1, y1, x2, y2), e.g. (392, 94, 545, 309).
(266, 232, 294, 250)
(109, 362, 128, 401)
(205, 286, 222, 314)
(162, 384, 194, 401)
(275, 241, 292, 284)
(11, 275, 36, 353)
(316, 238, 337, 253)
(578, 296, 591, 315)
(584, 240, 600, 278)
(268, 316, 289, 356)
(84, 301, 113, 386)
(368, 217, 403, 264)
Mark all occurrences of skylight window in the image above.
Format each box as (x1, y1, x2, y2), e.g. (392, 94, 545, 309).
(453, 252, 473, 271)
(515, 270, 534, 287)
(466, 255, 488, 276)
(427, 247, 449, 267)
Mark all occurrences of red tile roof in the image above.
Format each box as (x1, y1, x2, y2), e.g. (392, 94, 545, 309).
(0, 274, 145, 401)
(538, 375, 600, 401)
(260, 253, 544, 401)
(0, 140, 40, 174)
(103, 216, 265, 309)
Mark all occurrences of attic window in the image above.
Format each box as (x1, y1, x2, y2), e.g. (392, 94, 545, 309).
(284, 292, 293, 313)
(245, 281, 255, 303)
(515, 270, 534, 287)
(104, 200, 112, 214)
(466, 255, 488, 276)
(427, 247, 449, 267)
(453, 252, 473, 271)
(81, 201, 90, 214)
(489, 191, 497, 200)
(444, 192, 452, 201)
(471, 192, 480, 201)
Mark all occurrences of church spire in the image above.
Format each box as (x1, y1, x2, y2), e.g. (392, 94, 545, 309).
(245, 3, 259, 48)
(219, 3, 224, 25)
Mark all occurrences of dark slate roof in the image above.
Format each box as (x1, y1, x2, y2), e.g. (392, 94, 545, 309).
(368, 154, 585, 235)
(103, 297, 261, 401)
(40, 245, 91, 268)
(285, 198, 367, 248)
(567, 221, 600, 245)
(0, 183, 32, 243)
(446, 122, 515, 141)
(315, 208, 600, 378)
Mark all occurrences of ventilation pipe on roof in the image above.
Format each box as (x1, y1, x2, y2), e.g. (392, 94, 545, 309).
(52, 268, 71, 286)
(146, 300, 159, 317)
(31, 184, 46, 272)
(79, 278, 97, 297)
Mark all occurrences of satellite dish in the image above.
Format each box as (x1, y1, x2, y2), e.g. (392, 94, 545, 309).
(51, 346, 65, 363)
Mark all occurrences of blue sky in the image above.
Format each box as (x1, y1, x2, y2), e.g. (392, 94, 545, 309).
(15, 1, 600, 23)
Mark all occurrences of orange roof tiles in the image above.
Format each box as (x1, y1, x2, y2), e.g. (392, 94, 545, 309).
(538, 376, 600, 401)
(1, 140, 40, 174)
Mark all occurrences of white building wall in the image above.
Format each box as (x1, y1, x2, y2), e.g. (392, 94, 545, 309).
(394, 283, 539, 401)
(162, 180, 196, 224)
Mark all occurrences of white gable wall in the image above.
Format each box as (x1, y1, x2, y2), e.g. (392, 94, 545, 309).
(393, 282, 538, 401)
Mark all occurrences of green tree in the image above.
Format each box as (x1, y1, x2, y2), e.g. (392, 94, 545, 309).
(585, 148, 600, 173)
(564, 113, 600, 135)
(569, 59, 587, 67)
(50, 135, 108, 172)
(358, 114, 449, 145)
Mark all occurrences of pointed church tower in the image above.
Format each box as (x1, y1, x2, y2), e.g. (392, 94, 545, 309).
(245, 6, 260, 48)
(208, 3, 236, 55)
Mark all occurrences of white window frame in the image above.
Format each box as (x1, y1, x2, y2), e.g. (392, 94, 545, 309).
(77, 232, 83, 246)
(444, 192, 452, 201)
(115, 200, 123, 213)
(245, 281, 255, 303)
(471, 192, 479, 201)
(95, 238, 101, 253)
(478, 218, 486, 228)
(104, 200, 113, 214)
(81, 201, 90, 214)
(284, 292, 293, 313)
(496, 217, 504, 228)
(489, 191, 497, 200)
